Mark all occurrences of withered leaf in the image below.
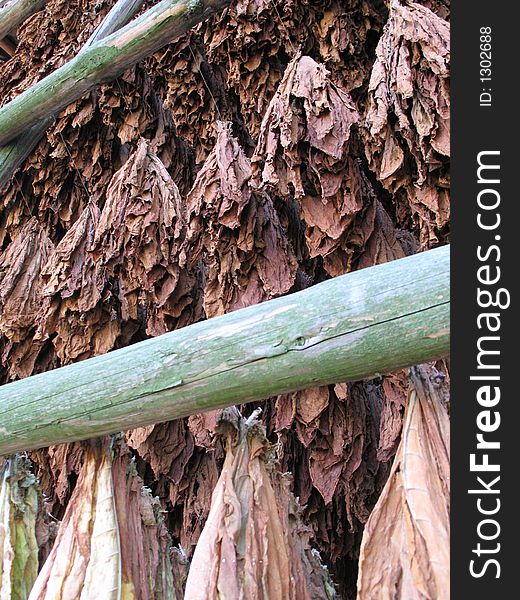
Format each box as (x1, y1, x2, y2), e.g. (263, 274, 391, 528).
(0, 218, 53, 342)
(252, 54, 381, 275)
(357, 366, 450, 600)
(184, 408, 337, 599)
(29, 443, 186, 600)
(186, 121, 297, 318)
(363, 0, 450, 247)
(35, 139, 196, 363)
(0, 218, 54, 380)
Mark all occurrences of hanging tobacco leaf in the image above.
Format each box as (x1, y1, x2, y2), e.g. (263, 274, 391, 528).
(184, 407, 338, 599)
(195, 0, 386, 144)
(356, 365, 450, 599)
(111, 451, 188, 599)
(28, 442, 187, 599)
(27, 444, 121, 599)
(363, 0, 450, 247)
(252, 53, 379, 276)
(34, 138, 197, 364)
(0, 457, 39, 600)
(186, 121, 297, 318)
(0, 218, 54, 380)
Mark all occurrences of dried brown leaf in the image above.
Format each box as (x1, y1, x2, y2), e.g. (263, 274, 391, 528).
(28, 445, 120, 599)
(252, 54, 381, 275)
(377, 371, 409, 462)
(186, 122, 297, 318)
(35, 139, 196, 363)
(184, 408, 337, 599)
(29, 443, 186, 600)
(363, 0, 450, 246)
(0, 218, 54, 380)
(357, 366, 450, 600)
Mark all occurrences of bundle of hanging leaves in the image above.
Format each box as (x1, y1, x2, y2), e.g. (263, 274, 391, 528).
(26, 440, 187, 600)
(0, 0, 450, 597)
(0, 457, 39, 600)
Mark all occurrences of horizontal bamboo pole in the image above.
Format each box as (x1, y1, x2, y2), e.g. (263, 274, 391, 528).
(0, 0, 231, 146)
(0, 246, 450, 455)
(0, 0, 145, 189)
(0, 0, 45, 42)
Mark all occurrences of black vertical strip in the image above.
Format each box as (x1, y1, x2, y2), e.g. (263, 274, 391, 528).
(452, 1, 515, 596)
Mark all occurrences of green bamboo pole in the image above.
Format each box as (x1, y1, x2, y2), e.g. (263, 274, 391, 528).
(0, 0, 145, 189)
(0, 119, 51, 189)
(0, 246, 450, 456)
(0, 0, 45, 42)
(0, 0, 231, 146)
(82, 0, 145, 48)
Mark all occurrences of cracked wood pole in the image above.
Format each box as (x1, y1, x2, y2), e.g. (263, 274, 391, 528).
(0, 245, 450, 456)
(0, 0, 232, 146)
(0, 0, 45, 42)
(0, 0, 145, 189)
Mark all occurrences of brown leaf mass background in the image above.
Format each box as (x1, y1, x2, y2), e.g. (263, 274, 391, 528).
(0, 0, 450, 597)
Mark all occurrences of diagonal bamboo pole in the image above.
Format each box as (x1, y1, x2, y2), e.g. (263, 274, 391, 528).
(0, 119, 51, 189)
(0, 0, 231, 146)
(0, 0, 146, 189)
(0, 246, 450, 456)
(82, 0, 145, 49)
(0, 0, 45, 42)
